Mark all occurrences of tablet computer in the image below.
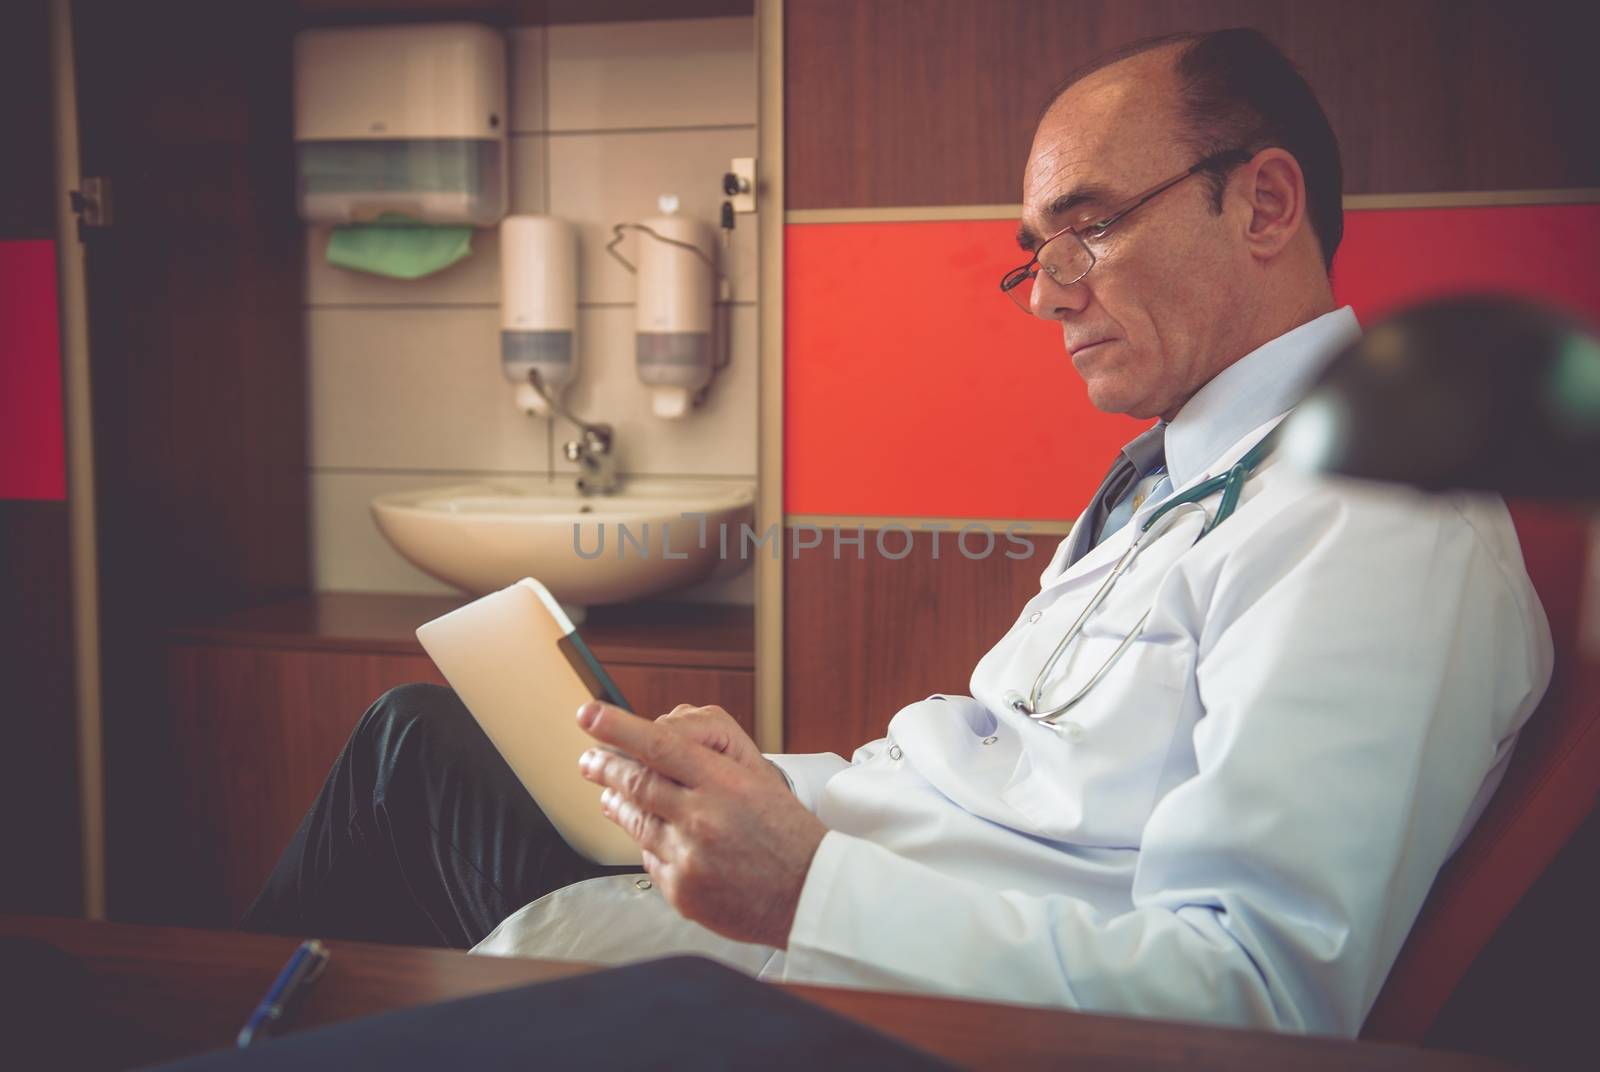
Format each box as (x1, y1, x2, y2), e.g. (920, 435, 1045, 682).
(416, 578, 642, 866)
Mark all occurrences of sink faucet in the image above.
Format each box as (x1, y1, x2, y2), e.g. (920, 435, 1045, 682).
(564, 425, 619, 496)
(526, 370, 621, 496)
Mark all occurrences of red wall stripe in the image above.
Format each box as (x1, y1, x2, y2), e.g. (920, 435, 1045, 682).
(783, 220, 1144, 521)
(785, 204, 1600, 519)
(1335, 204, 1600, 322)
(0, 239, 66, 502)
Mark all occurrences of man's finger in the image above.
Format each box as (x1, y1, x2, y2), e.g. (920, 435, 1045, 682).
(580, 747, 687, 820)
(577, 702, 717, 787)
(600, 786, 668, 853)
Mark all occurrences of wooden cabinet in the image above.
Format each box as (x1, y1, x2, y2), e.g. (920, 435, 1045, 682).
(165, 594, 753, 926)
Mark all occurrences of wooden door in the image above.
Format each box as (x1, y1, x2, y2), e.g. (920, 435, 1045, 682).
(0, 0, 82, 915)
(72, 0, 309, 923)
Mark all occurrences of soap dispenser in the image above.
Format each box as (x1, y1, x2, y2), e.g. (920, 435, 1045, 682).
(634, 197, 715, 419)
(500, 215, 578, 417)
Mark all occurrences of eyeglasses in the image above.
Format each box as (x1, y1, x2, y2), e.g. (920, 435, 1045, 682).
(999, 148, 1252, 314)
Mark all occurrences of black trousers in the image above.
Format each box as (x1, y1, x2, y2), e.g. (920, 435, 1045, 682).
(239, 683, 638, 949)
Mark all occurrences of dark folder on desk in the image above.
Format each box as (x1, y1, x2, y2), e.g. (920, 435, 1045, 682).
(148, 956, 954, 1070)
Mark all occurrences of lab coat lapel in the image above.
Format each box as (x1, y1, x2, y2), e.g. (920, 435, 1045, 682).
(1038, 513, 1135, 594)
(1038, 415, 1286, 597)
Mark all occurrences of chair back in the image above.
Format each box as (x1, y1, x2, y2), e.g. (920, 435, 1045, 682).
(1362, 504, 1598, 1041)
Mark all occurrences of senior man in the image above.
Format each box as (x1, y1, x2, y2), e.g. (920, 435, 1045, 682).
(244, 29, 1551, 1035)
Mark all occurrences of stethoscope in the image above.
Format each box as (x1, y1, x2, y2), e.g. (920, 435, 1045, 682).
(1005, 431, 1279, 727)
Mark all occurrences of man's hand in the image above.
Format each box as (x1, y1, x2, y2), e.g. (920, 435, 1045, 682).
(652, 703, 791, 792)
(576, 702, 827, 949)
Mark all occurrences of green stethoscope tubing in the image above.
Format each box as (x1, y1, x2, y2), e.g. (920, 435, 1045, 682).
(1009, 430, 1280, 727)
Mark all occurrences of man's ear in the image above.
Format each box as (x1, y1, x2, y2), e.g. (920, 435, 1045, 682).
(1236, 147, 1307, 261)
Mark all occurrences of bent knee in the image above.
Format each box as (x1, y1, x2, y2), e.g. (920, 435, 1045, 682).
(358, 682, 474, 751)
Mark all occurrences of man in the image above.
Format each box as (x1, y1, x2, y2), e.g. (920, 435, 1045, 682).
(244, 29, 1551, 1036)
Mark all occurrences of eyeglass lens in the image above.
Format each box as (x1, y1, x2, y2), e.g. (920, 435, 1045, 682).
(1006, 231, 1095, 312)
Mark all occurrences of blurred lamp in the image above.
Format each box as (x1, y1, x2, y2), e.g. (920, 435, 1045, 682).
(1281, 296, 1600, 499)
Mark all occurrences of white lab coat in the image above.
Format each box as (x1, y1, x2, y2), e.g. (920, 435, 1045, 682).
(476, 312, 1552, 1037)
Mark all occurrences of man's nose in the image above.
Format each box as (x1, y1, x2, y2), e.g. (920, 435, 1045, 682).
(1029, 271, 1090, 320)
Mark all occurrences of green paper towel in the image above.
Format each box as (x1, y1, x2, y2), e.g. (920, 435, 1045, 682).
(326, 216, 473, 280)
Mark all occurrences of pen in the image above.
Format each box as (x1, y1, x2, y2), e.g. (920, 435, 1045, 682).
(237, 939, 330, 1047)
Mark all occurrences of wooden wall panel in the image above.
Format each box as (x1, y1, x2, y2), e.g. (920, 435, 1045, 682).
(783, 528, 1053, 755)
(0, 502, 82, 914)
(608, 665, 756, 736)
(785, 0, 1600, 209)
(0, 0, 55, 239)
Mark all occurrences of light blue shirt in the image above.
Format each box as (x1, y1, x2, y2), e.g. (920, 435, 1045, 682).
(1100, 307, 1363, 541)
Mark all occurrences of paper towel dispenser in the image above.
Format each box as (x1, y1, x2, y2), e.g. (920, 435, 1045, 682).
(293, 23, 508, 226)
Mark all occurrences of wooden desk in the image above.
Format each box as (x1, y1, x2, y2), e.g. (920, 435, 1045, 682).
(0, 916, 1508, 1071)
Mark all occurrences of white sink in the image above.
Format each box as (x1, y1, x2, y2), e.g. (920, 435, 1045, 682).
(371, 477, 756, 604)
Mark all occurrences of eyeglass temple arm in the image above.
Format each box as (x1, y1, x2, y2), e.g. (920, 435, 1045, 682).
(1088, 148, 1255, 233)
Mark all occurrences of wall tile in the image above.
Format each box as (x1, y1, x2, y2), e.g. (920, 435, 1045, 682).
(312, 470, 462, 594)
(552, 302, 756, 478)
(545, 127, 757, 304)
(308, 306, 551, 471)
(303, 225, 502, 307)
(546, 17, 754, 132)
(508, 26, 548, 134)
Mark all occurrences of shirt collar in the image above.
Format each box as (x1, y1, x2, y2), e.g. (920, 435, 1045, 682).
(1159, 306, 1362, 489)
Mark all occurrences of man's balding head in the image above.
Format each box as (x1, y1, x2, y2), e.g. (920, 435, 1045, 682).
(1043, 29, 1343, 270)
(1017, 30, 1341, 420)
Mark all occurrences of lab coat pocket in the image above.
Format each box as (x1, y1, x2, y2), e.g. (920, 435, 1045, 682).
(1001, 631, 1193, 847)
